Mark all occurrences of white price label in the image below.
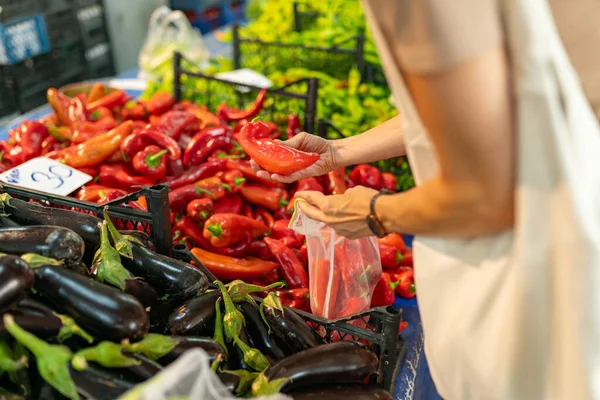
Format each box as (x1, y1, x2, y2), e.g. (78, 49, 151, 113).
(0, 158, 92, 196)
(215, 69, 272, 93)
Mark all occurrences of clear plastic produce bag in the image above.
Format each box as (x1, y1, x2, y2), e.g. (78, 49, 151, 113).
(138, 6, 209, 81)
(290, 204, 382, 319)
(119, 348, 291, 400)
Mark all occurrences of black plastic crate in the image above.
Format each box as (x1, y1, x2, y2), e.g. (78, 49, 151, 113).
(174, 52, 319, 133)
(232, 22, 365, 81)
(44, 8, 81, 51)
(0, 183, 173, 256)
(292, 2, 320, 33)
(75, 1, 108, 48)
(317, 119, 415, 191)
(0, 0, 42, 23)
(173, 245, 405, 393)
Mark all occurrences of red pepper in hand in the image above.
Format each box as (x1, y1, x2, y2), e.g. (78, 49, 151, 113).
(382, 172, 397, 192)
(47, 88, 73, 127)
(286, 114, 302, 139)
(271, 219, 304, 248)
(386, 269, 416, 299)
(327, 167, 347, 195)
(140, 91, 175, 116)
(190, 247, 278, 280)
(254, 207, 275, 230)
(240, 184, 288, 211)
(99, 164, 155, 190)
(370, 273, 399, 307)
(174, 216, 252, 257)
(264, 237, 309, 289)
(213, 194, 243, 215)
(273, 288, 310, 312)
(312, 259, 341, 318)
(379, 244, 404, 270)
(378, 233, 407, 253)
(87, 90, 128, 112)
(183, 126, 233, 167)
(238, 121, 319, 175)
(349, 164, 383, 190)
(167, 159, 227, 190)
(132, 145, 168, 180)
(152, 110, 196, 139)
(168, 177, 227, 213)
(203, 213, 269, 247)
(121, 129, 181, 162)
(217, 89, 267, 122)
(12, 121, 48, 161)
(186, 198, 214, 223)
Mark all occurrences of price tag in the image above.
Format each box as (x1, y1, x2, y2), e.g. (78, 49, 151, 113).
(215, 69, 272, 93)
(0, 158, 92, 196)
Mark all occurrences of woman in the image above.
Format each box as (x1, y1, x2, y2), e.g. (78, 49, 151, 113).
(253, 0, 600, 399)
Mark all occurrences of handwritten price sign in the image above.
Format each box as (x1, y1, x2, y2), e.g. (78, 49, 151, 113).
(0, 158, 92, 196)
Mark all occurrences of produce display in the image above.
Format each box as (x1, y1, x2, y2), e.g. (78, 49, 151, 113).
(0, 199, 391, 399)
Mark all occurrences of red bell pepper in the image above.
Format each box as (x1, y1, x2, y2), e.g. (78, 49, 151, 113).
(217, 88, 267, 122)
(213, 194, 243, 215)
(167, 159, 227, 190)
(382, 172, 398, 193)
(273, 288, 310, 312)
(378, 244, 404, 270)
(312, 259, 341, 318)
(240, 184, 288, 211)
(248, 239, 273, 260)
(386, 269, 416, 299)
(87, 90, 128, 112)
(141, 91, 175, 116)
(190, 247, 278, 280)
(132, 145, 169, 180)
(76, 185, 128, 202)
(263, 237, 309, 289)
(378, 233, 407, 253)
(238, 121, 319, 175)
(253, 207, 274, 231)
(183, 126, 233, 167)
(271, 219, 304, 248)
(152, 110, 196, 139)
(174, 216, 252, 257)
(327, 167, 347, 195)
(348, 164, 383, 190)
(203, 213, 269, 247)
(286, 114, 302, 139)
(186, 198, 214, 223)
(168, 176, 227, 213)
(370, 273, 399, 307)
(98, 164, 155, 190)
(11, 121, 48, 161)
(121, 129, 181, 162)
(47, 88, 73, 127)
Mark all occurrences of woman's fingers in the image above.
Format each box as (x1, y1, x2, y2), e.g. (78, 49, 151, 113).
(295, 191, 326, 208)
(298, 201, 328, 223)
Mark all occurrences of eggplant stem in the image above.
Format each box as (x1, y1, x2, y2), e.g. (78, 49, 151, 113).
(122, 333, 180, 360)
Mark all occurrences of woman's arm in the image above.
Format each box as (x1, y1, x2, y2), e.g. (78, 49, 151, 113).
(297, 45, 515, 238)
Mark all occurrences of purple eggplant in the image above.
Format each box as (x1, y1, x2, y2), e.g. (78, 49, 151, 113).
(0, 226, 84, 262)
(239, 301, 288, 361)
(264, 342, 378, 393)
(118, 230, 156, 251)
(33, 265, 149, 342)
(0, 314, 62, 339)
(0, 255, 34, 311)
(157, 336, 226, 366)
(0, 215, 20, 228)
(288, 384, 393, 400)
(166, 290, 219, 335)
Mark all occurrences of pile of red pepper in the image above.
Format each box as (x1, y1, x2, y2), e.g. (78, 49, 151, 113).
(0, 82, 414, 316)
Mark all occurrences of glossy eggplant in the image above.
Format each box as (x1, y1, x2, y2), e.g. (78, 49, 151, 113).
(121, 243, 208, 302)
(166, 290, 219, 335)
(124, 279, 158, 309)
(227, 328, 252, 371)
(0, 215, 20, 228)
(0, 196, 102, 260)
(71, 364, 135, 400)
(119, 230, 156, 251)
(239, 301, 287, 361)
(264, 342, 379, 392)
(218, 371, 241, 394)
(157, 336, 227, 366)
(0, 226, 84, 262)
(288, 384, 393, 400)
(63, 261, 89, 277)
(0, 314, 62, 339)
(12, 297, 55, 317)
(261, 304, 324, 353)
(0, 256, 34, 311)
(33, 265, 149, 342)
(115, 353, 163, 383)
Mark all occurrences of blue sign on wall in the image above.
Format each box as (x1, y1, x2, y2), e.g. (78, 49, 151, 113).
(0, 14, 50, 65)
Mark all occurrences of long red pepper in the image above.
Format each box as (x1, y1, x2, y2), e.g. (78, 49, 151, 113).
(254, 207, 275, 230)
(183, 126, 233, 167)
(152, 110, 196, 139)
(47, 88, 73, 127)
(168, 176, 227, 213)
(203, 213, 269, 248)
(76, 185, 128, 202)
(173, 216, 252, 257)
(286, 114, 302, 139)
(264, 237, 309, 289)
(213, 194, 243, 215)
(167, 159, 227, 190)
(226, 159, 282, 188)
(239, 184, 288, 211)
(87, 90, 128, 112)
(238, 121, 319, 175)
(141, 91, 175, 116)
(12, 121, 48, 161)
(98, 164, 155, 190)
(327, 167, 347, 195)
(217, 89, 267, 123)
(190, 247, 278, 280)
(270, 219, 304, 248)
(312, 259, 341, 318)
(122, 129, 181, 161)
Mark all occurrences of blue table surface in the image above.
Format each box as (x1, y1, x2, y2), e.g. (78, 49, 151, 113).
(0, 27, 442, 400)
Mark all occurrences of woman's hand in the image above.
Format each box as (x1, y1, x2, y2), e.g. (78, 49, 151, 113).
(251, 132, 344, 183)
(295, 186, 379, 239)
